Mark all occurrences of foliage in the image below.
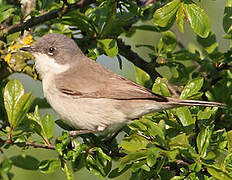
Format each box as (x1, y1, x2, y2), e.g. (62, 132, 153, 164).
(0, 0, 232, 179)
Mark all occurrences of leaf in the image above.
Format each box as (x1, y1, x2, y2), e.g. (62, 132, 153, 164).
(4, 79, 33, 128)
(97, 39, 118, 57)
(135, 67, 152, 88)
(146, 147, 160, 167)
(0, 157, 12, 174)
(120, 150, 147, 165)
(169, 133, 189, 149)
(176, 107, 194, 127)
(39, 159, 61, 174)
(197, 126, 213, 157)
(10, 154, 39, 170)
(55, 120, 75, 131)
(0, 6, 15, 23)
(207, 166, 232, 180)
(197, 32, 218, 54)
(120, 134, 149, 152)
(152, 77, 171, 97)
(176, 3, 184, 33)
(223, 0, 232, 35)
(63, 162, 74, 180)
(41, 114, 54, 139)
(153, 0, 181, 28)
(180, 77, 204, 99)
(158, 31, 177, 54)
(183, 0, 210, 38)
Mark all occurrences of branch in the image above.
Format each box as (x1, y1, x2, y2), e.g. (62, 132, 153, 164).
(0, 0, 96, 38)
(117, 38, 161, 81)
(0, 138, 55, 150)
(117, 39, 179, 96)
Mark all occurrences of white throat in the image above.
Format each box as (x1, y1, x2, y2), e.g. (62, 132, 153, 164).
(33, 53, 70, 78)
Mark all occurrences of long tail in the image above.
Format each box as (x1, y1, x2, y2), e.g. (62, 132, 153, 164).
(167, 97, 226, 107)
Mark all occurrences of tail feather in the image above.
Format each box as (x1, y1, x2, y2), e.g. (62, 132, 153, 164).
(167, 97, 226, 107)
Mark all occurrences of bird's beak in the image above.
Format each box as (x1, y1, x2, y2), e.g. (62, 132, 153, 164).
(20, 46, 36, 52)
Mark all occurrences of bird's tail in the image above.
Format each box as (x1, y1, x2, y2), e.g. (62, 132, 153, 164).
(167, 97, 226, 107)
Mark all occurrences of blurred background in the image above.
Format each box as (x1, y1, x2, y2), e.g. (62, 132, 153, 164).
(2, 0, 228, 179)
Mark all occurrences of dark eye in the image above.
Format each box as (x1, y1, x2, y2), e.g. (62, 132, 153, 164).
(48, 47, 55, 55)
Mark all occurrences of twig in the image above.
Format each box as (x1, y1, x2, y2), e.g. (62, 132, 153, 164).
(0, 138, 55, 150)
(0, 0, 96, 38)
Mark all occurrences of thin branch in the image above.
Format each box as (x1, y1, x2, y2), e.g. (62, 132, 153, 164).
(0, 0, 96, 38)
(0, 138, 55, 150)
(117, 38, 161, 81)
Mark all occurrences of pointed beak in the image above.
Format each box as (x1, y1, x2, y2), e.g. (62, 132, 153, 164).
(20, 46, 36, 52)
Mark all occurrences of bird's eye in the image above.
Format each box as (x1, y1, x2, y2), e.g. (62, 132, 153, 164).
(48, 47, 55, 55)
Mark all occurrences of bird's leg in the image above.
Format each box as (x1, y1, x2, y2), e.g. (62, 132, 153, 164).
(69, 129, 97, 136)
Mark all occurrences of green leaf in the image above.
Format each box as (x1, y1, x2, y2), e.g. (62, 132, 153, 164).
(97, 39, 118, 57)
(10, 154, 39, 170)
(180, 77, 204, 99)
(152, 77, 171, 97)
(55, 120, 75, 131)
(0, 6, 15, 23)
(197, 32, 218, 54)
(153, 0, 181, 28)
(146, 147, 160, 167)
(41, 114, 54, 139)
(224, 153, 232, 172)
(176, 107, 194, 127)
(63, 162, 74, 180)
(0, 157, 12, 174)
(120, 150, 147, 165)
(135, 67, 152, 88)
(39, 159, 61, 174)
(223, 0, 232, 35)
(120, 134, 149, 152)
(169, 133, 189, 149)
(197, 126, 213, 157)
(183, 0, 210, 38)
(4, 79, 33, 128)
(158, 31, 177, 53)
(207, 166, 232, 180)
(176, 3, 184, 32)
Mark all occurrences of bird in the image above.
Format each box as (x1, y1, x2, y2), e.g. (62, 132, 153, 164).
(20, 33, 225, 134)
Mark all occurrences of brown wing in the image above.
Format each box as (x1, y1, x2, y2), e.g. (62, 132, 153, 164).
(55, 56, 167, 102)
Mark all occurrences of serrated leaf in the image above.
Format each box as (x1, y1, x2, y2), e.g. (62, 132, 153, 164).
(176, 3, 184, 32)
(153, 0, 181, 28)
(4, 79, 33, 128)
(10, 154, 39, 170)
(176, 107, 194, 126)
(39, 159, 61, 174)
(183, 0, 210, 38)
(120, 134, 149, 152)
(180, 77, 204, 99)
(158, 31, 177, 53)
(41, 114, 54, 139)
(97, 39, 118, 57)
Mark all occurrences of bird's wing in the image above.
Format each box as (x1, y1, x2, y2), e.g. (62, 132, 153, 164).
(55, 57, 168, 102)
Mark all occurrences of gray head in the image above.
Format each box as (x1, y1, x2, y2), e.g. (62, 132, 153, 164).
(21, 33, 83, 65)
(21, 33, 83, 77)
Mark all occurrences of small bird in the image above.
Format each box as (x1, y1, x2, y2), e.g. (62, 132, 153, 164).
(21, 33, 224, 134)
